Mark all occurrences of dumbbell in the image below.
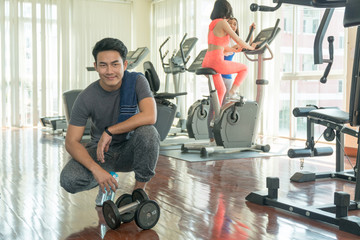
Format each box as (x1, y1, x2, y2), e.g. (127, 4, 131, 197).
(102, 188, 160, 230)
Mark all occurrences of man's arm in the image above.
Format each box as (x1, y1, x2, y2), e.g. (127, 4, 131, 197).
(65, 124, 118, 193)
(96, 97, 157, 162)
(110, 96, 157, 133)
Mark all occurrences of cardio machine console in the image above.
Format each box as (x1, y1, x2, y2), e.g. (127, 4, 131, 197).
(187, 49, 207, 73)
(86, 47, 149, 71)
(245, 26, 280, 54)
(127, 47, 150, 70)
(172, 37, 198, 66)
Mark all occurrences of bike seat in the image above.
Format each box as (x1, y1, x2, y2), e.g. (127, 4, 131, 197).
(195, 68, 217, 76)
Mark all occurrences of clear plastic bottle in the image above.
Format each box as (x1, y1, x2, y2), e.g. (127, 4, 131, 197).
(101, 171, 119, 203)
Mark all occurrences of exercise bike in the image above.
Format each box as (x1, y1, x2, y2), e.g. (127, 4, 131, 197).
(182, 19, 280, 157)
(186, 25, 257, 140)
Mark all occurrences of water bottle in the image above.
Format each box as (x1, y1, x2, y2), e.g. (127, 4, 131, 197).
(101, 171, 119, 203)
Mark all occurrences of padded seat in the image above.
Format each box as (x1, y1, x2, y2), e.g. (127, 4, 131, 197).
(143, 61, 187, 99)
(195, 68, 217, 76)
(308, 108, 350, 124)
(312, 0, 346, 8)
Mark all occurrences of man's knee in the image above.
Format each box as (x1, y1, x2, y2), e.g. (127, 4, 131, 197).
(134, 125, 160, 143)
(60, 169, 76, 194)
(59, 159, 93, 194)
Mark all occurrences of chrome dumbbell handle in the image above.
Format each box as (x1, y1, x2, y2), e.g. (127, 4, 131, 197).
(117, 200, 140, 215)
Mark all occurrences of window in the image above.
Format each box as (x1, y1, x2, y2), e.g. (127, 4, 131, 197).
(0, 1, 59, 127)
(303, 9, 320, 34)
(1, 0, 133, 127)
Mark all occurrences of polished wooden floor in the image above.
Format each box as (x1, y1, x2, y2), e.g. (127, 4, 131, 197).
(0, 128, 359, 240)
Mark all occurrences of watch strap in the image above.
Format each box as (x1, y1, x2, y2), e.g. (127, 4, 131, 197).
(104, 126, 113, 136)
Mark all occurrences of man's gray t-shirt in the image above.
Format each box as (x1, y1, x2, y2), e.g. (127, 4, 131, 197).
(69, 74, 153, 147)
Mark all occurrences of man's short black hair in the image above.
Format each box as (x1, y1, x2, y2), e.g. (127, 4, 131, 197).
(210, 0, 233, 20)
(92, 37, 128, 63)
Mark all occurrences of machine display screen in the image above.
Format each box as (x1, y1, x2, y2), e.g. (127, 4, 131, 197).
(253, 29, 273, 44)
(131, 48, 144, 59)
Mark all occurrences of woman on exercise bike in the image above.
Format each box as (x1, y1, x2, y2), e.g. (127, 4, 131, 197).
(222, 17, 256, 102)
(202, 0, 257, 106)
(202, 0, 257, 143)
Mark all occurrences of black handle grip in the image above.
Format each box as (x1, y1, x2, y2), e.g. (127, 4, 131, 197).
(179, 33, 188, 65)
(159, 36, 170, 50)
(320, 36, 334, 84)
(250, 3, 282, 12)
(269, 19, 281, 41)
(328, 36, 334, 60)
(245, 25, 255, 43)
(159, 36, 171, 69)
(292, 106, 318, 117)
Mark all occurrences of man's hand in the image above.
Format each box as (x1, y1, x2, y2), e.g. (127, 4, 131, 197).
(93, 167, 118, 193)
(97, 131, 112, 163)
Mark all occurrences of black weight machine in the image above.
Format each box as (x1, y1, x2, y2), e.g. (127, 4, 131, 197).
(285, 4, 357, 183)
(246, 0, 360, 236)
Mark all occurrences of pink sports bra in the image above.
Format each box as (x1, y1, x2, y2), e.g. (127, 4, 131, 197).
(208, 19, 230, 47)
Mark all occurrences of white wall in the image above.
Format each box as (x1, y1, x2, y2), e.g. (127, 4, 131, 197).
(70, 0, 152, 89)
(131, 0, 152, 71)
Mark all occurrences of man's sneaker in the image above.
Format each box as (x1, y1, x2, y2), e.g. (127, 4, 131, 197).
(95, 186, 115, 207)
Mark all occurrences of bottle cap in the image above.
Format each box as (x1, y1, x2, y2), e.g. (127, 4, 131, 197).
(109, 171, 119, 178)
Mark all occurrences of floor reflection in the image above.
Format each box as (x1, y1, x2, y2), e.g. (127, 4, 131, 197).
(1, 128, 359, 239)
(210, 194, 249, 240)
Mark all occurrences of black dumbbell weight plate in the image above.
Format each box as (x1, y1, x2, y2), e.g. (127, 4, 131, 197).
(132, 188, 149, 202)
(102, 200, 122, 230)
(115, 193, 135, 223)
(134, 200, 160, 230)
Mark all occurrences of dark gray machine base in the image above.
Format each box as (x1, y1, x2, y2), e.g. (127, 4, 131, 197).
(186, 99, 210, 140)
(290, 171, 316, 182)
(246, 177, 360, 236)
(290, 170, 356, 183)
(154, 99, 177, 141)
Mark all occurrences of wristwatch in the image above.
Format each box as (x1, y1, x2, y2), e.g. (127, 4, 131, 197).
(104, 126, 113, 136)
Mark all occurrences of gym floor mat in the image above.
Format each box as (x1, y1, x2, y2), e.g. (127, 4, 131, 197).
(160, 136, 209, 149)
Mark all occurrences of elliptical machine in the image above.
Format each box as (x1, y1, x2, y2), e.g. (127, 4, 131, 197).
(182, 19, 280, 157)
(159, 34, 198, 132)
